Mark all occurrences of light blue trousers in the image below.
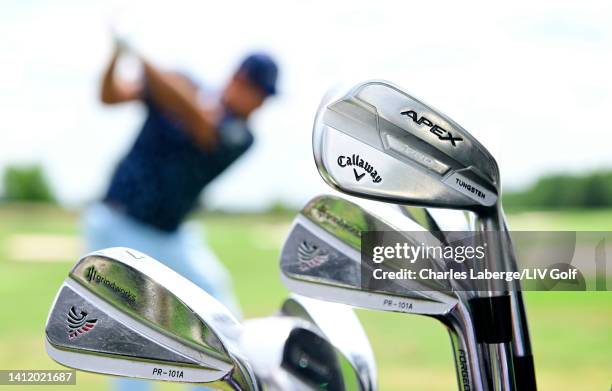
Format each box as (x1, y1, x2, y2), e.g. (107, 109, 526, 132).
(83, 203, 242, 391)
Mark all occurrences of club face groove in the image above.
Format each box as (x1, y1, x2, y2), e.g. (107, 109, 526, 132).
(313, 80, 500, 210)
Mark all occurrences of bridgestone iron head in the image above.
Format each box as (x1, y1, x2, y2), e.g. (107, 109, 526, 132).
(45, 247, 258, 390)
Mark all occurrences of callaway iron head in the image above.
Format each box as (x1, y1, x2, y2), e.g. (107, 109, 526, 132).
(312, 79, 511, 280)
(313, 80, 534, 389)
(312, 80, 500, 212)
(45, 247, 258, 390)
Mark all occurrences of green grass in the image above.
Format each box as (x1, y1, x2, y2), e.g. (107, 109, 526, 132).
(0, 205, 610, 390)
(507, 207, 612, 230)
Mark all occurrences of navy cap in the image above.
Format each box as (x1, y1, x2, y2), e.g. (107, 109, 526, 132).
(238, 53, 279, 96)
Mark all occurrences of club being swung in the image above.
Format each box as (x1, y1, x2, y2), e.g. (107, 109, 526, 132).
(312, 80, 535, 390)
(280, 194, 514, 390)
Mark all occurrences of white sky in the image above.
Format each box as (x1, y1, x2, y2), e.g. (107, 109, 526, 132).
(0, 0, 610, 210)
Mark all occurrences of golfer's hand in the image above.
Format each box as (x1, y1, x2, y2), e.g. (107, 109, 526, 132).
(109, 24, 135, 55)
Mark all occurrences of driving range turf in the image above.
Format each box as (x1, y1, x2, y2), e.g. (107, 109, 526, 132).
(0, 205, 609, 390)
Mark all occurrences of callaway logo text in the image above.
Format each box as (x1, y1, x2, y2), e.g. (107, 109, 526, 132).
(400, 110, 463, 147)
(337, 154, 382, 183)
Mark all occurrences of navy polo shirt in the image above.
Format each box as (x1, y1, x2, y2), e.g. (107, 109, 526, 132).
(104, 91, 254, 232)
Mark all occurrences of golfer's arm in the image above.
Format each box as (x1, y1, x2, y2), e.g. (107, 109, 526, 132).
(100, 50, 142, 104)
(142, 61, 217, 149)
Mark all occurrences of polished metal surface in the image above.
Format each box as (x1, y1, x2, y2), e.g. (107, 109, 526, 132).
(45, 247, 259, 390)
(425, 207, 533, 386)
(280, 194, 509, 391)
(280, 213, 453, 315)
(313, 80, 499, 209)
(400, 206, 518, 390)
(313, 80, 534, 390)
(280, 295, 377, 391)
(239, 316, 356, 391)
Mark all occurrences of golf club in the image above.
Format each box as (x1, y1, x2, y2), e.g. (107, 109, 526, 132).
(399, 205, 520, 391)
(240, 315, 362, 390)
(280, 194, 514, 390)
(45, 247, 259, 390)
(312, 80, 535, 390)
(280, 294, 377, 390)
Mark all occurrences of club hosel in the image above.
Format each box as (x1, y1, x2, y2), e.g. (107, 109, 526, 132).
(479, 209, 538, 390)
(438, 304, 491, 391)
(473, 205, 513, 294)
(221, 360, 260, 391)
(467, 295, 515, 389)
(440, 302, 517, 391)
(446, 328, 482, 391)
(479, 208, 536, 357)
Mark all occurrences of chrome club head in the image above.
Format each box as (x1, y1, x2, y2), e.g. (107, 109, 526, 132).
(239, 316, 353, 391)
(280, 295, 377, 391)
(280, 195, 512, 391)
(312, 80, 512, 286)
(45, 247, 258, 390)
(313, 80, 500, 211)
(313, 80, 532, 389)
(280, 194, 454, 315)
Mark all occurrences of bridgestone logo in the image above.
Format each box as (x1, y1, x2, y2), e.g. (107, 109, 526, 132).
(455, 177, 485, 200)
(85, 266, 137, 304)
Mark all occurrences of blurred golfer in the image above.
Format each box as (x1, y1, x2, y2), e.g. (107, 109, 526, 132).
(83, 38, 277, 391)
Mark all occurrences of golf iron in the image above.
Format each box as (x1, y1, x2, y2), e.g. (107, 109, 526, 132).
(312, 80, 535, 390)
(280, 194, 514, 390)
(280, 294, 377, 390)
(45, 247, 259, 390)
(240, 313, 369, 391)
(45, 247, 376, 391)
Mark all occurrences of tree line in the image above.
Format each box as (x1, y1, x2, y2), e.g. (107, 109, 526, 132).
(2, 164, 612, 210)
(504, 170, 612, 210)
